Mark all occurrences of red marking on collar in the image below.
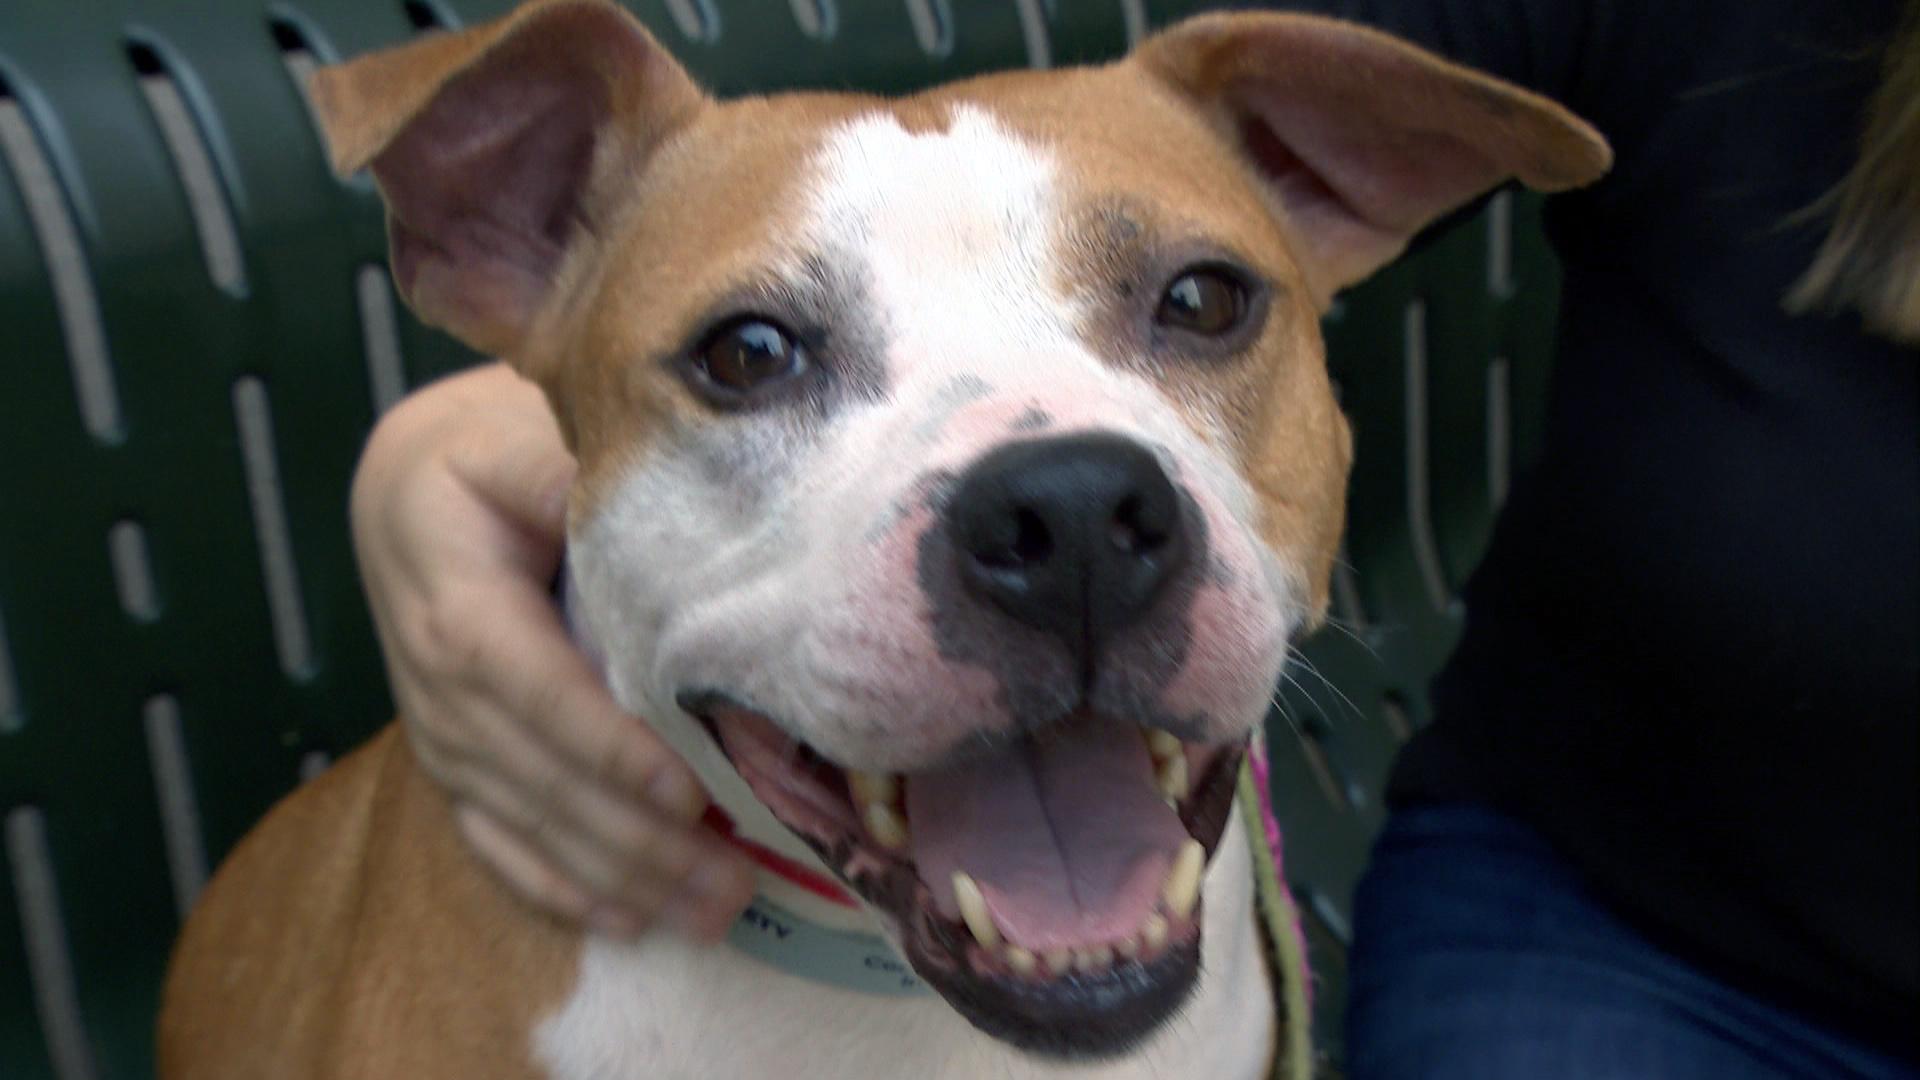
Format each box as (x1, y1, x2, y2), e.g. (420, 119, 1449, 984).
(703, 806, 860, 908)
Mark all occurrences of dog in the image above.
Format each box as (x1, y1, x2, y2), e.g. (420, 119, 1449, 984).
(156, 3, 1608, 1076)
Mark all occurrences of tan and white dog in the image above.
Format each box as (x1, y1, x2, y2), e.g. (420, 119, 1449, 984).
(157, 3, 1608, 1077)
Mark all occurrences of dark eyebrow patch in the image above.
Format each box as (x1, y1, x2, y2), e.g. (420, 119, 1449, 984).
(1011, 407, 1053, 432)
(911, 374, 993, 443)
(673, 246, 893, 419)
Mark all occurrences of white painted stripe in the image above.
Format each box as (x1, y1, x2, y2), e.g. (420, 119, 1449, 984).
(5, 807, 99, 1080)
(107, 520, 160, 623)
(1296, 726, 1350, 813)
(1298, 882, 1351, 947)
(1379, 692, 1414, 742)
(0, 607, 19, 733)
(0, 96, 122, 443)
(269, 21, 330, 153)
(232, 377, 316, 679)
(904, 0, 954, 57)
(663, 0, 722, 42)
(1014, 0, 1052, 69)
(1486, 356, 1512, 510)
(789, 0, 836, 40)
(1118, 0, 1148, 46)
(134, 60, 248, 296)
(1330, 553, 1367, 633)
(299, 750, 332, 783)
(142, 694, 209, 918)
(1486, 189, 1514, 299)
(356, 265, 407, 415)
(1402, 299, 1452, 612)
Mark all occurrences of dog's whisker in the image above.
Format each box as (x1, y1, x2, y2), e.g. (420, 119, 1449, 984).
(1282, 647, 1367, 729)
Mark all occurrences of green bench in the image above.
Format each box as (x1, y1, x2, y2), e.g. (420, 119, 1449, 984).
(0, 2, 1564, 1075)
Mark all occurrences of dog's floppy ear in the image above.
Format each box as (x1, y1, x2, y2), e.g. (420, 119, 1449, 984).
(309, 0, 705, 357)
(1134, 13, 1611, 301)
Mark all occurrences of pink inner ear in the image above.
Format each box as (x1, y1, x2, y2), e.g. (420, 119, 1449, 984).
(1231, 81, 1504, 290)
(373, 69, 606, 332)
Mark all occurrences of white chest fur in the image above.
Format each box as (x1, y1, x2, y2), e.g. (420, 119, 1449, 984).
(533, 811, 1274, 1080)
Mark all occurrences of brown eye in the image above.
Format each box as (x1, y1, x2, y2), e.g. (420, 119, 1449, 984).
(1156, 266, 1248, 336)
(697, 319, 806, 393)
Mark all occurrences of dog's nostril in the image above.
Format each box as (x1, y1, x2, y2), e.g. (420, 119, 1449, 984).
(974, 506, 1053, 570)
(943, 432, 1190, 653)
(1109, 495, 1170, 555)
(1011, 507, 1053, 564)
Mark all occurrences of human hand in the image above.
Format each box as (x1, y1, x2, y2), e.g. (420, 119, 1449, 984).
(349, 362, 756, 940)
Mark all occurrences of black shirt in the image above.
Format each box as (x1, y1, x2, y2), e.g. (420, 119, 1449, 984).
(1274, 0, 1918, 1054)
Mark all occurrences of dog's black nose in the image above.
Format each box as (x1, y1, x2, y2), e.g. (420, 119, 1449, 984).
(945, 432, 1188, 655)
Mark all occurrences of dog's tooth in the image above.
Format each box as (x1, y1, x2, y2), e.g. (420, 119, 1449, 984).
(1115, 933, 1141, 960)
(1005, 946, 1037, 976)
(1073, 945, 1113, 972)
(1157, 754, 1190, 800)
(865, 802, 908, 850)
(1044, 948, 1073, 975)
(849, 770, 899, 808)
(1146, 729, 1182, 761)
(952, 872, 1001, 949)
(1162, 839, 1204, 920)
(1142, 912, 1169, 952)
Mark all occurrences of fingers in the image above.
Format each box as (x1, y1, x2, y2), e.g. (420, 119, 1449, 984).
(349, 364, 759, 943)
(445, 404, 575, 554)
(455, 803, 597, 924)
(452, 759, 755, 942)
(411, 660, 754, 936)
(444, 583, 708, 822)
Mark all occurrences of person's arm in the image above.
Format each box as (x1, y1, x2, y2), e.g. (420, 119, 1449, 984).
(349, 361, 756, 940)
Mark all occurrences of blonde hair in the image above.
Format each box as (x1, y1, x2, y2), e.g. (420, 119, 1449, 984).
(1786, 2, 1920, 344)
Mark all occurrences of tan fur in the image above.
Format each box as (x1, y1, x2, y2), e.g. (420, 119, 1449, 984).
(1134, 13, 1610, 296)
(528, 92, 880, 510)
(158, 728, 579, 1078)
(309, 0, 706, 357)
(161, 3, 1610, 1076)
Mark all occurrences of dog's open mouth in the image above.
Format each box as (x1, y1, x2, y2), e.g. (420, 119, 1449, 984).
(679, 692, 1244, 1059)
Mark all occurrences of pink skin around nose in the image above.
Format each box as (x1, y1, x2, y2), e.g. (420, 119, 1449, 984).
(1154, 482, 1290, 736)
(818, 498, 1017, 762)
(802, 386, 1289, 766)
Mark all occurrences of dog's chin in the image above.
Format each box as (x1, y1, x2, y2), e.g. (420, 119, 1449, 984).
(676, 690, 1246, 1061)
(905, 924, 1204, 1058)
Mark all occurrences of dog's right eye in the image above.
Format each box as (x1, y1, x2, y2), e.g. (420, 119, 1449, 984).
(695, 318, 808, 395)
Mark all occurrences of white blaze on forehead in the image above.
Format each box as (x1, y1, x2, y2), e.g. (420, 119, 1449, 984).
(804, 104, 1083, 375)
(794, 103, 1268, 531)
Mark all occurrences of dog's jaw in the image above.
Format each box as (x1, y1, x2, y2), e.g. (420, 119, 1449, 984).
(560, 100, 1318, 1056)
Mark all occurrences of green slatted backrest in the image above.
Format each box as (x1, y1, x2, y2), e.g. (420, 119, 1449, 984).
(0, 2, 1562, 1076)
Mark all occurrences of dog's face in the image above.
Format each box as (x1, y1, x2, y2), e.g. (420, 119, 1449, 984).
(314, 0, 1606, 1059)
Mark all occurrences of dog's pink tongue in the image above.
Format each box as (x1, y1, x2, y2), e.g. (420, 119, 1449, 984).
(905, 719, 1186, 951)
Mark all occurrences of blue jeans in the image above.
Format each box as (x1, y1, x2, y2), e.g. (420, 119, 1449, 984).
(1345, 803, 1918, 1079)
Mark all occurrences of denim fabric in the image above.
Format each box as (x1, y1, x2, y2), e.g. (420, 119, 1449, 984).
(1345, 803, 1919, 1080)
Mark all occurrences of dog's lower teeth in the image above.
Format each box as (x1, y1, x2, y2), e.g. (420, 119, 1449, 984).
(1044, 948, 1073, 974)
(864, 802, 908, 850)
(848, 770, 898, 808)
(1142, 912, 1169, 951)
(1115, 934, 1141, 959)
(1146, 729, 1182, 760)
(1074, 945, 1113, 972)
(1004, 945, 1037, 975)
(1164, 839, 1204, 919)
(952, 872, 1001, 949)
(1156, 754, 1190, 800)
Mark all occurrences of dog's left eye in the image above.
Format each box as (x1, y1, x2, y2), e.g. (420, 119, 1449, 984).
(1156, 266, 1249, 336)
(697, 318, 808, 393)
